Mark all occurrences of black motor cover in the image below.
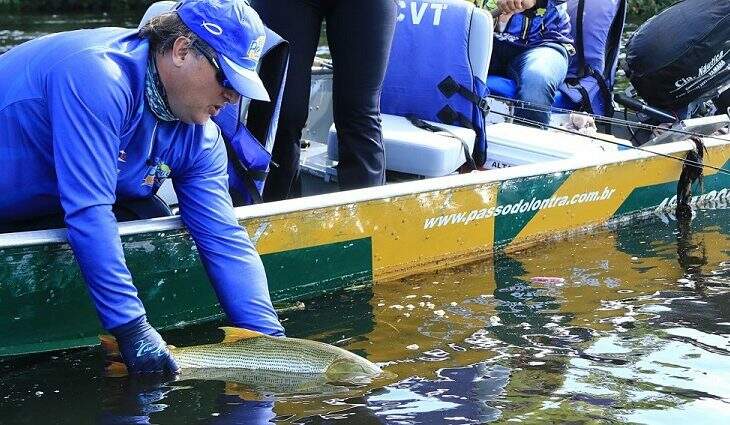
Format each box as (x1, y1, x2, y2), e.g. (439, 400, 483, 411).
(625, 0, 730, 112)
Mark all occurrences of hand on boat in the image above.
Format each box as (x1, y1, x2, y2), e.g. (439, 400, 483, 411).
(496, 0, 536, 14)
(110, 315, 180, 375)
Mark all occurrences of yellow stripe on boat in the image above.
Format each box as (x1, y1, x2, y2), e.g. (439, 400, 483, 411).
(1, 136, 729, 357)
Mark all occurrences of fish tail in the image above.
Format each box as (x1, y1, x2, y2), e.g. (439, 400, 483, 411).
(105, 361, 129, 378)
(99, 334, 121, 359)
(100, 334, 129, 377)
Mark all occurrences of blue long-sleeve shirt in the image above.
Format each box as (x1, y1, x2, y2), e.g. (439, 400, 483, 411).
(0, 28, 283, 335)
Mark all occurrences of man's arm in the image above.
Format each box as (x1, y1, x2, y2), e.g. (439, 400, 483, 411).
(47, 53, 143, 329)
(172, 122, 284, 337)
(47, 53, 178, 374)
(172, 121, 284, 336)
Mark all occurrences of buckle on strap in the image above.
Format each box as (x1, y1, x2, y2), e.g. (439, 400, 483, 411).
(410, 111, 477, 172)
(477, 97, 490, 113)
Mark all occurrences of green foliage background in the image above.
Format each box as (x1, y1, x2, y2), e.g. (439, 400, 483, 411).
(469, 0, 679, 22)
(0, 0, 154, 13)
(1, 0, 680, 17)
(625, 0, 680, 21)
(0, 0, 681, 21)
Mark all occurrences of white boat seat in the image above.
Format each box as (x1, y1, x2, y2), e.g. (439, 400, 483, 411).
(485, 122, 630, 169)
(327, 114, 476, 177)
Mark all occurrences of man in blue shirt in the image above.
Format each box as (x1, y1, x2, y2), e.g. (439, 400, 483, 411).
(0, 0, 284, 374)
(487, 0, 573, 124)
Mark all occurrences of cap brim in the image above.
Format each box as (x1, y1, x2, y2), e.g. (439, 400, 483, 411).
(219, 54, 270, 102)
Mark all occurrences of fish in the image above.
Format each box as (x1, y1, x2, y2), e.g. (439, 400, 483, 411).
(100, 327, 386, 387)
(190, 369, 348, 399)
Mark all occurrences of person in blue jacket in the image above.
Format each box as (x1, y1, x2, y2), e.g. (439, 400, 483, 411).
(486, 0, 574, 125)
(0, 0, 284, 374)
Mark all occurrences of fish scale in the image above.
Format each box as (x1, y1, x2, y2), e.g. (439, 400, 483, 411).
(171, 335, 345, 374)
(101, 327, 383, 385)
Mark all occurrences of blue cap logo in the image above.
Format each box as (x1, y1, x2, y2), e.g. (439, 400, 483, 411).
(201, 21, 224, 36)
(177, 0, 271, 101)
(247, 35, 265, 61)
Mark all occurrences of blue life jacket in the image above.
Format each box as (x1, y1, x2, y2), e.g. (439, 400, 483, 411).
(381, 0, 492, 167)
(558, 0, 627, 117)
(490, 0, 573, 48)
(212, 27, 288, 206)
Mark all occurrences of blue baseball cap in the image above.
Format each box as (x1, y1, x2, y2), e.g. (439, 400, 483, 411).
(177, 0, 270, 101)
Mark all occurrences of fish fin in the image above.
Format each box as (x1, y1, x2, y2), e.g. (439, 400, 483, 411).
(105, 361, 129, 378)
(99, 334, 121, 359)
(219, 327, 263, 344)
(224, 382, 263, 401)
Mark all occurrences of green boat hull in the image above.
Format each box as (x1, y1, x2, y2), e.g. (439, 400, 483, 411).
(1, 138, 729, 357)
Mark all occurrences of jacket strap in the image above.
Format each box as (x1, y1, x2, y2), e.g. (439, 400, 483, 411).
(407, 114, 477, 171)
(575, 0, 587, 79)
(222, 134, 264, 205)
(438, 76, 490, 113)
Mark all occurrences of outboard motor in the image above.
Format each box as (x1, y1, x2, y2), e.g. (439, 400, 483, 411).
(625, 0, 730, 117)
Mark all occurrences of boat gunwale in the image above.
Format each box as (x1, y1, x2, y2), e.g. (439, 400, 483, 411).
(0, 136, 725, 249)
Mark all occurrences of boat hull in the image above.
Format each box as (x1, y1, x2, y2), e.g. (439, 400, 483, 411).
(1, 138, 729, 357)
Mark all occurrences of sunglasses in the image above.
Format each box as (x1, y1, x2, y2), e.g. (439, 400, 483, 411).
(191, 41, 236, 92)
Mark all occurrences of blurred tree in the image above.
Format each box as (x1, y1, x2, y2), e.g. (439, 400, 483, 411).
(466, 0, 678, 22)
(1, 0, 679, 20)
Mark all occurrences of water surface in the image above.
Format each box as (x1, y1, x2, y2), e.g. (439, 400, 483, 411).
(1, 208, 729, 424)
(0, 12, 329, 56)
(2, 10, 729, 425)
(0, 13, 139, 53)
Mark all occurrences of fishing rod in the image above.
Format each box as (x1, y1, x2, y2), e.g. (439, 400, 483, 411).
(486, 108, 730, 176)
(468, 6, 730, 176)
(481, 6, 730, 144)
(488, 94, 730, 145)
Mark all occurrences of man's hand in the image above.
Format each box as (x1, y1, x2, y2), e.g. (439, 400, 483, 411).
(496, 0, 537, 14)
(111, 315, 180, 375)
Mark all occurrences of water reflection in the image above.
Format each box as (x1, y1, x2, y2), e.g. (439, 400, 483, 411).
(0, 13, 330, 58)
(0, 14, 138, 54)
(554, 210, 730, 423)
(98, 377, 280, 425)
(1, 209, 728, 423)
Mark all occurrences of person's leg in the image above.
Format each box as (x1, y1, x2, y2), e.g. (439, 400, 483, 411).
(325, 0, 397, 190)
(251, 0, 323, 201)
(488, 39, 517, 77)
(508, 43, 569, 125)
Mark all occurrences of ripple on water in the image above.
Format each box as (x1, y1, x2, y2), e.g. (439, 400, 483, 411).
(2, 205, 729, 424)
